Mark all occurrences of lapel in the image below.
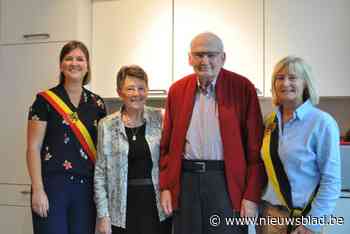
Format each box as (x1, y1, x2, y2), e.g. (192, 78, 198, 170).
(216, 69, 231, 126)
(114, 108, 127, 140)
(141, 107, 158, 163)
(143, 107, 152, 158)
(215, 69, 238, 158)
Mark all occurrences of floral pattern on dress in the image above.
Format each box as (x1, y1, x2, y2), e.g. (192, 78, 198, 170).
(91, 93, 105, 110)
(80, 149, 88, 160)
(83, 91, 88, 103)
(62, 119, 69, 126)
(43, 146, 52, 161)
(63, 133, 70, 144)
(30, 114, 40, 121)
(96, 99, 105, 109)
(63, 160, 73, 170)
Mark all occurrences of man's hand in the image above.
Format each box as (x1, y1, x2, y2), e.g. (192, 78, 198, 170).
(240, 199, 258, 217)
(160, 190, 173, 215)
(97, 217, 112, 234)
(291, 225, 314, 234)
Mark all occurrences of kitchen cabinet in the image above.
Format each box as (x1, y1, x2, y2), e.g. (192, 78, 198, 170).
(0, 184, 32, 234)
(173, 0, 264, 92)
(91, 0, 264, 97)
(323, 146, 350, 233)
(0, 44, 64, 234)
(0, 1, 92, 233)
(0, 206, 33, 234)
(0, 43, 63, 184)
(323, 192, 350, 233)
(91, 0, 350, 96)
(91, 0, 173, 97)
(0, 41, 70, 234)
(264, 0, 350, 96)
(0, 0, 91, 45)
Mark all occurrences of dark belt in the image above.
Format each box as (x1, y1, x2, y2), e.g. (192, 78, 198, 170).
(128, 178, 153, 186)
(182, 160, 224, 173)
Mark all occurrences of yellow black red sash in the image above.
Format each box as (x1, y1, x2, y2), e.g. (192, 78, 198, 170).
(39, 90, 96, 163)
(261, 112, 317, 217)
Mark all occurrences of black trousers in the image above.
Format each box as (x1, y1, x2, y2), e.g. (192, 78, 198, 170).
(173, 170, 248, 234)
(112, 185, 172, 234)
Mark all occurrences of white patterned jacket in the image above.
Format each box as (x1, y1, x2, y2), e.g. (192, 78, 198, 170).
(94, 106, 167, 228)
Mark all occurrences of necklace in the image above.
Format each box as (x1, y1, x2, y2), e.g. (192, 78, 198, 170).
(122, 111, 143, 126)
(121, 110, 144, 141)
(130, 126, 140, 141)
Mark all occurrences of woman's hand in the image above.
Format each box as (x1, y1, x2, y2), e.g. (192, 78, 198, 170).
(97, 217, 112, 234)
(27, 120, 48, 218)
(31, 188, 49, 218)
(240, 199, 258, 217)
(160, 190, 173, 215)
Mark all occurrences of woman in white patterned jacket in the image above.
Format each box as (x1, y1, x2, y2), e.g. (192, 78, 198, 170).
(94, 65, 171, 234)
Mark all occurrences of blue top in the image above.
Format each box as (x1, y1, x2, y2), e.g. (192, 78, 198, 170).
(262, 100, 341, 232)
(28, 84, 106, 177)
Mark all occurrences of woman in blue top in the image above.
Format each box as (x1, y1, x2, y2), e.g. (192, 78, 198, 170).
(257, 56, 341, 234)
(26, 41, 106, 234)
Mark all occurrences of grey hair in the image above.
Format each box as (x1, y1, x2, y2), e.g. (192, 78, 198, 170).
(116, 65, 148, 91)
(190, 32, 224, 52)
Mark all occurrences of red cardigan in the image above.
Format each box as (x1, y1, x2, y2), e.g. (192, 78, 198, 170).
(159, 68, 266, 211)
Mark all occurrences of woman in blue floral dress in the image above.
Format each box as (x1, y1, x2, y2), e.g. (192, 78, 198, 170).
(26, 41, 106, 234)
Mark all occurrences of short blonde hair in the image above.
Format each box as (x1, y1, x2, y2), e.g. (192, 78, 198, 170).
(271, 56, 319, 106)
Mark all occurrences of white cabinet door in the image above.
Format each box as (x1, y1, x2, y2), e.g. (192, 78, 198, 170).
(92, 0, 173, 97)
(0, 43, 64, 184)
(0, 206, 33, 234)
(0, 184, 32, 234)
(0, 42, 64, 234)
(0, 0, 91, 44)
(173, 0, 264, 93)
(323, 192, 350, 233)
(265, 0, 350, 96)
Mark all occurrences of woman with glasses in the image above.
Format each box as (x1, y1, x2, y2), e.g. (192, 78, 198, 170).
(257, 56, 341, 234)
(94, 65, 171, 234)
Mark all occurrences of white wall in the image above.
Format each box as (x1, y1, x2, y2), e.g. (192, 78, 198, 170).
(264, 0, 350, 97)
(91, 0, 265, 97)
(91, 0, 350, 97)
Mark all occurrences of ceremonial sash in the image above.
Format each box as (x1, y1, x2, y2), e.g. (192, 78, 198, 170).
(39, 90, 96, 163)
(261, 112, 318, 218)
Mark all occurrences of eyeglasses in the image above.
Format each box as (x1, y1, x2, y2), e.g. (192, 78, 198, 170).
(123, 86, 147, 95)
(191, 52, 221, 60)
(275, 74, 298, 82)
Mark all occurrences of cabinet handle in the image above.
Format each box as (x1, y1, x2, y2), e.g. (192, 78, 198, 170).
(20, 190, 31, 195)
(148, 89, 167, 95)
(23, 33, 50, 39)
(256, 88, 262, 95)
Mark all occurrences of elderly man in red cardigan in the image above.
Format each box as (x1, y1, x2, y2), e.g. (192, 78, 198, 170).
(159, 32, 266, 234)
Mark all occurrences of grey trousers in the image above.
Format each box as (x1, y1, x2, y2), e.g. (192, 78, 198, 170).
(173, 170, 248, 234)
